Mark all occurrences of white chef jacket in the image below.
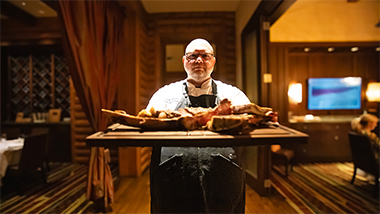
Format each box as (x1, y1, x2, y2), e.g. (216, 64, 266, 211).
(146, 79, 251, 111)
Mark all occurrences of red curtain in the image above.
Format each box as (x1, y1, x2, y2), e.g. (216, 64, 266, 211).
(58, 0, 125, 207)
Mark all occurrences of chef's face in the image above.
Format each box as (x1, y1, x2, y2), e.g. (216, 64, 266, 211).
(182, 39, 216, 85)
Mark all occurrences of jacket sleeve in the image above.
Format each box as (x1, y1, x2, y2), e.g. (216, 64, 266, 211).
(230, 89, 251, 105)
(146, 81, 183, 111)
(216, 82, 251, 105)
(146, 87, 167, 111)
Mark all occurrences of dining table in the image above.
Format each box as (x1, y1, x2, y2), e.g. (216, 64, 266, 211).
(0, 137, 24, 186)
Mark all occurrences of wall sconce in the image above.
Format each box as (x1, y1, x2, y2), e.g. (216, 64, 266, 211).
(366, 82, 380, 102)
(263, 73, 272, 83)
(288, 83, 302, 104)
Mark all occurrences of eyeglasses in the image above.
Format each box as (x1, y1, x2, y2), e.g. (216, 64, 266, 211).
(185, 52, 214, 61)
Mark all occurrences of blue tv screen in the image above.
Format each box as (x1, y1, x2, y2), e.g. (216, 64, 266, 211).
(308, 77, 362, 110)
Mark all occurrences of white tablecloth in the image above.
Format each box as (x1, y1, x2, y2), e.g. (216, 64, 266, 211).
(0, 138, 24, 186)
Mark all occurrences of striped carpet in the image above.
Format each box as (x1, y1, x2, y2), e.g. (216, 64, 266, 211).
(2, 162, 378, 214)
(272, 162, 380, 214)
(0, 163, 118, 214)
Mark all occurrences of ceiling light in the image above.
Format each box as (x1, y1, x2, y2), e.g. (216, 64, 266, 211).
(38, 10, 45, 14)
(21, 2, 26, 6)
(327, 47, 334, 52)
(304, 48, 310, 52)
(351, 47, 359, 52)
(376, 47, 380, 51)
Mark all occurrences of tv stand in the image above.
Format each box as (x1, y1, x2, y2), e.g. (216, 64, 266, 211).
(284, 119, 354, 163)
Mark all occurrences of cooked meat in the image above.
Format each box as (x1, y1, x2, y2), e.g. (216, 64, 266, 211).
(105, 98, 278, 131)
(184, 107, 213, 116)
(231, 103, 272, 116)
(156, 109, 182, 118)
(177, 108, 193, 117)
(137, 108, 182, 119)
(180, 99, 233, 130)
(137, 109, 152, 117)
(207, 115, 250, 131)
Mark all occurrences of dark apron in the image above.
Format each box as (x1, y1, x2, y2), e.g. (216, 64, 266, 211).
(150, 80, 245, 213)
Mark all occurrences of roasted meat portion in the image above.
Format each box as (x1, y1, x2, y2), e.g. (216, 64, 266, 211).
(137, 107, 183, 119)
(207, 115, 253, 132)
(231, 103, 278, 124)
(206, 103, 278, 133)
(232, 103, 272, 116)
(107, 99, 278, 131)
(179, 99, 232, 130)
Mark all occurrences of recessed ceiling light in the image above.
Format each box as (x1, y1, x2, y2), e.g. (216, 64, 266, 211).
(327, 47, 334, 52)
(351, 47, 359, 52)
(304, 48, 310, 52)
(376, 47, 380, 51)
(21, 2, 26, 6)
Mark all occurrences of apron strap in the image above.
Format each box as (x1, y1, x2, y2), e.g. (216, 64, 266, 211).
(211, 80, 222, 106)
(174, 81, 191, 111)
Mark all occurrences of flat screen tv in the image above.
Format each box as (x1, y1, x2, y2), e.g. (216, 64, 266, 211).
(308, 77, 362, 110)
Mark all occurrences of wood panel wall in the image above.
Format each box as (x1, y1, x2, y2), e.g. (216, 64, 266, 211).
(152, 12, 237, 87)
(268, 42, 379, 123)
(124, 11, 153, 176)
(136, 15, 156, 111)
(1, 18, 61, 46)
(117, 1, 153, 177)
(70, 79, 118, 164)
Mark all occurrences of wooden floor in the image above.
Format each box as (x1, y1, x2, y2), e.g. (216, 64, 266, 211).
(110, 169, 296, 214)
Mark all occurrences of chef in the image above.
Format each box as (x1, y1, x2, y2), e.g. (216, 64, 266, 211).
(147, 38, 251, 213)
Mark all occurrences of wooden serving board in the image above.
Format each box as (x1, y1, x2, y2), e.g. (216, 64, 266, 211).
(86, 124, 309, 147)
(101, 109, 184, 131)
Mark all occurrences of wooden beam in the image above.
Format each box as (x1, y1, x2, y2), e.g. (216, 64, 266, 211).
(0, 1, 36, 26)
(41, 0, 58, 12)
(269, 0, 297, 25)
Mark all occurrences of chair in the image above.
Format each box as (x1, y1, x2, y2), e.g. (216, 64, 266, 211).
(1, 127, 21, 139)
(30, 127, 50, 171)
(348, 131, 379, 197)
(271, 146, 294, 177)
(5, 132, 49, 194)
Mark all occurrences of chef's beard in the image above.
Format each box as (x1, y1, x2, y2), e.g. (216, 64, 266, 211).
(187, 66, 214, 81)
(188, 70, 213, 83)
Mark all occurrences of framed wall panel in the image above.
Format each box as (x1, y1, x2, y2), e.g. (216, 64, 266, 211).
(7, 52, 70, 121)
